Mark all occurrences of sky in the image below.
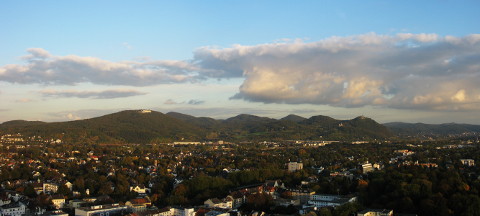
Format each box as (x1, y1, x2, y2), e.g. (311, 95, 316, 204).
(1, 1, 480, 124)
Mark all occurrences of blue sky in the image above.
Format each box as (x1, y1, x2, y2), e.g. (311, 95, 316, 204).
(1, 1, 480, 124)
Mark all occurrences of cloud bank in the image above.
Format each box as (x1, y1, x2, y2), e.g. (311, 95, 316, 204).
(194, 33, 480, 111)
(0, 48, 200, 86)
(164, 99, 205, 105)
(1, 33, 480, 111)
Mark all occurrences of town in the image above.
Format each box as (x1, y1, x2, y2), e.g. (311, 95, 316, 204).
(0, 133, 479, 216)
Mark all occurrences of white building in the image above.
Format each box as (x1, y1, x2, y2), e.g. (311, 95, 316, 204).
(43, 182, 59, 194)
(141, 207, 195, 216)
(287, 162, 303, 172)
(171, 207, 195, 216)
(130, 185, 148, 194)
(460, 159, 475, 167)
(361, 162, 374, 173)
(74, 204, 128, 216)
(51, 195, 65, 209)
(306, 194, 357, 208)
(204, 198, 233, 209)
(0, 202, 26, 216)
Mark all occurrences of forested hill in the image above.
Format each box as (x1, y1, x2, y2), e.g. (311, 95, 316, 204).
(0, 110, 393, 143)
(384, 122, 480, 137)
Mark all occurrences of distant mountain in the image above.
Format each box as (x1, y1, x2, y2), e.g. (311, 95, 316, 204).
(0, 110, 394, 143)
(0, 120, 46, 127)
(0, 110, 207, 143)
(384, 122, 480, 137)
(280, 114, 307, 122)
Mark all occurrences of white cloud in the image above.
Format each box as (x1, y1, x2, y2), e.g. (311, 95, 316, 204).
(194, 33, 480, 111)
(65, 113, 82, 120)
(39, 89, 146, 99)
(0, 48, 200, 86)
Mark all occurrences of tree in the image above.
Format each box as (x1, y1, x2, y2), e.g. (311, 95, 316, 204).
(57, 184, 71, 196)
(24, 184, 37, 198)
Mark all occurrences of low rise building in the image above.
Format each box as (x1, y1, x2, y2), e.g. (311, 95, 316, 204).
(289, 189, 315, 204)
(74, 204, 129, 216)
(460, 159, 475, 167)
(204, 198, 232, 209)
(51, 194, 65, 209)
(306, 194, 357, 208)
(0, 202, 26, 216)
(125, 198, 151, 212)
(287, 162, 303, 172)
(361, 162, 374, 173)
(43, 182, 59, 194)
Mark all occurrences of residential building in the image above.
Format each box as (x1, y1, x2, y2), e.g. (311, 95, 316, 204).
(0, 202, 26, 216)
(306, 194, 357, 208)
(361, 162, 374, 173)
(74, 204, 129, 216)
(226, 191, 245, 209)
(51, 194, 65, 209)
(289, 189, 315, 204)
(287, 162, 303, 172)
(125, 198, 151, 212)
(171, 207, 195, 216)
(460, 159, 475, 166)
(204, 198, 232, 209)
(130, 185, 148, 194)
(43, 182, 59, 194)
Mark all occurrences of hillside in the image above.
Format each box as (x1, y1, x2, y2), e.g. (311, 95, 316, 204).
(0, 110, 207, 143)
(384, 122, 480, 137)
(0, 110, 394, 143)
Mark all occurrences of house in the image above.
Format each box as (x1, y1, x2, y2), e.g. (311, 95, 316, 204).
(65, 181, 73, 191)
(130, 185, 148, 194)
(43, 182, 59, 194)
(125, 198, 151, 212)
(460, 159, 475, 166)
(357, 209, 393, 216)
(287, 162, 303, 172)
(263, 180, 286, 198)
(0, 202, 26, 216)
(204, 198, 232, 209)
(171, 207, 195, 216)
(0, 194, 11, 206)
(361, 162, 374, 173)
(74, 204, 129, 216)
(51, 194, 65, 209)
(226, 191, 245, 209)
